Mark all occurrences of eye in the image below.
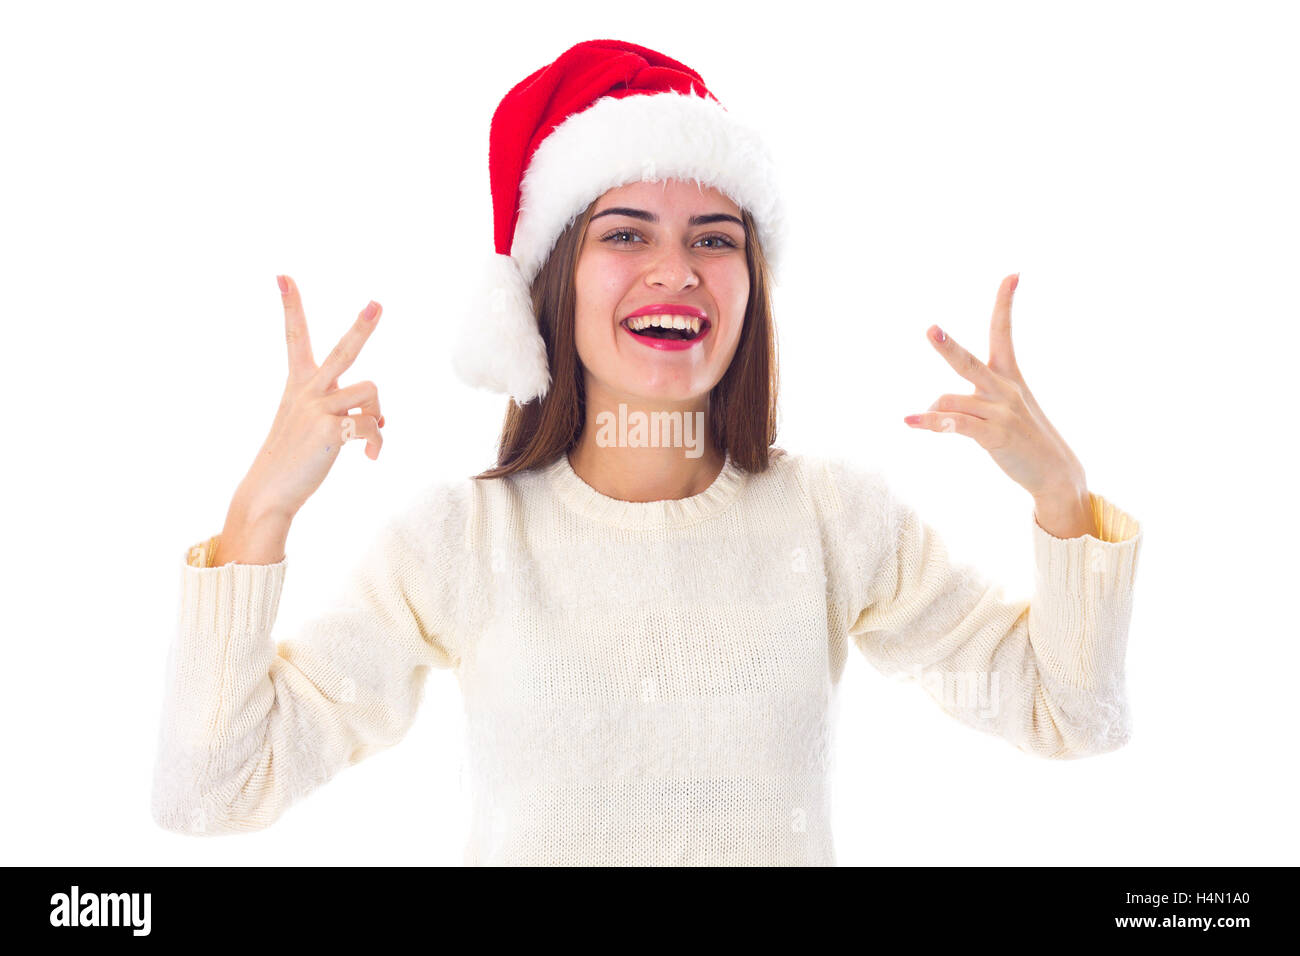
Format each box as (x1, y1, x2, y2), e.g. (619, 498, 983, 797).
(600, 228, 644, 245)
(598, 228, 740, 249)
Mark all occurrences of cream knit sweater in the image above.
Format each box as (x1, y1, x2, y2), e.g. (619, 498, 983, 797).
(151, 448, 1143, 865)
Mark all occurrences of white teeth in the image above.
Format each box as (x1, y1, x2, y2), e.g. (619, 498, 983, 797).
(627, 313, 706, 333)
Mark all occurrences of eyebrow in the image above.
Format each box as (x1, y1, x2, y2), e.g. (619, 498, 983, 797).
(590, 206, 746, 230)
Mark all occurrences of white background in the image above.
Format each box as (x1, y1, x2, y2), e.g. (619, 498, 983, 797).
(3, 0, 1296, 866)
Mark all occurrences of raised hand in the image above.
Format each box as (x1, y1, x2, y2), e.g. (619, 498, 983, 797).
(902, 274, 1090, 513)
(233, 275, 386, 528)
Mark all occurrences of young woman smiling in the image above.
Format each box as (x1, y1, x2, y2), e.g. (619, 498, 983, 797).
(151, 39, 1143, 865)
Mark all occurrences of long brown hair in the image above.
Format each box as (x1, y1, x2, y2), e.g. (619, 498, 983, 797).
(472, 194, 781, 481)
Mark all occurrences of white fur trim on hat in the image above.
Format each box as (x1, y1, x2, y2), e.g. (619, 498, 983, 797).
(512, 91, 785, 285)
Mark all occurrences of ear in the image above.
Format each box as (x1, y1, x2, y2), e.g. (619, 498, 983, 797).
(451, 252, 552, 405)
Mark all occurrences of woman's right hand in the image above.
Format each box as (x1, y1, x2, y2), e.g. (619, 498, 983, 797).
(215, 275, 385, 564)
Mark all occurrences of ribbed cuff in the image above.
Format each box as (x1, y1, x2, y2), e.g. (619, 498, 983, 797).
(1091, 492, 1141, 544)
(178, 537, 288, 641)
(1028, 493, 1143, 689)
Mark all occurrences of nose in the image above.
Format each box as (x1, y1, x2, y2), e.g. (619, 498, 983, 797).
(645, 243, 699, 292)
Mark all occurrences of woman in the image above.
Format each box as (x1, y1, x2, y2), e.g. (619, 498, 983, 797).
(151, 39, 1143, 865)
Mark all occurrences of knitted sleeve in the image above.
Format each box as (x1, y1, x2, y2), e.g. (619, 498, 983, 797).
(820, 456, 1143, 759)
(151, 480, 472, 835)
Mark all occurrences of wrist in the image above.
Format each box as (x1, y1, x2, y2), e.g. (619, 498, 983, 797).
(1032, 484, 1096, 539)
(215, 488, 294, 566)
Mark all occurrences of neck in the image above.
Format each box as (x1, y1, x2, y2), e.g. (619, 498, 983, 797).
(569, 380, 723, 502)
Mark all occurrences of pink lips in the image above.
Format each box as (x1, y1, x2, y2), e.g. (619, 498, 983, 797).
(621, 303, 710, 351)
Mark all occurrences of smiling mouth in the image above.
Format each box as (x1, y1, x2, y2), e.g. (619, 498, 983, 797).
(620, 316, 711, 342)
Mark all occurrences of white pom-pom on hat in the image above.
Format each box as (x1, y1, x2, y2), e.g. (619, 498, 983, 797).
(451, 252, 551, 405)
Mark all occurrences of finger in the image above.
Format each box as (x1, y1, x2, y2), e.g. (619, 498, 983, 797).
(323, 379, 383, 425)
(338, 413, 383, 460)
(903, 410, 999, 446)
(927, 392, 1002, 421)
(280, 275, 316, 380)
(313, 300, 382, 392)
(988, 273, 1020, 378)
(927, 325, 1002, 394)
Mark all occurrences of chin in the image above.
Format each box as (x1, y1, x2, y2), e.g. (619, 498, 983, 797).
(618, 374, 714, 404)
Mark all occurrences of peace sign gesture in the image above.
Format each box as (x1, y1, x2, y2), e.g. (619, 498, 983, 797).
(903, 274, 1090, 511)
(233, 275, 387, 528)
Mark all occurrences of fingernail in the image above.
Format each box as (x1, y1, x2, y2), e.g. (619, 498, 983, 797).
(1012, 273, 1021, 293)
(904, 414, 922, 425)
(277, 275, 289, 296)
(378, 415, 385, 428)
(932, 326, 946, 343)
(363, 301, 379, 320)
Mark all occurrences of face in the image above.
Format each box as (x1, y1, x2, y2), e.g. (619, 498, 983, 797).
(573, 179, 749, 406)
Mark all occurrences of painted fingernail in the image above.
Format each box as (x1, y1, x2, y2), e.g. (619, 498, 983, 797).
(932, 326, 946, 343)
(363, 301, 379, 320)
(277, 275, 289, 296)
(1012, 273, 1021, 293)
(904, 414, 922, 425)
(378, 415, 385, 428)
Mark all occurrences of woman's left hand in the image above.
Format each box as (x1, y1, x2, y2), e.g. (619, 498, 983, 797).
(903, 274, 1089, 508)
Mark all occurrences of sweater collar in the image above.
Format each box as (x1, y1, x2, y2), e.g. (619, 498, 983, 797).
(543, 450, 748, 530)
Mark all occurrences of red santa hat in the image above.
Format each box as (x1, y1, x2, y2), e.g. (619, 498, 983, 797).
(451, 38, 786, 405)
